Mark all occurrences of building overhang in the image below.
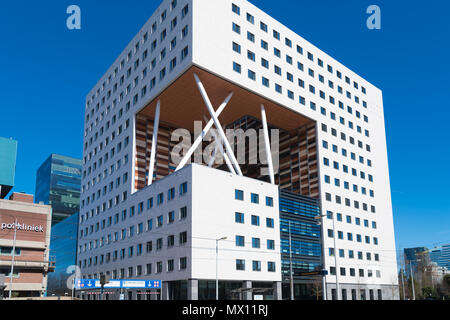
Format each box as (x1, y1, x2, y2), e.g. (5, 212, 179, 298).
(136, 65, 313, 132)
(133, 66, 319, 198)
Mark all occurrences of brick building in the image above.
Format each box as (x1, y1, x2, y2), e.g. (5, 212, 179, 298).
(0, 192, 53, 298)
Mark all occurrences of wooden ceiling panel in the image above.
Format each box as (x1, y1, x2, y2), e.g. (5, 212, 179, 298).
(138, 66, 313, 132)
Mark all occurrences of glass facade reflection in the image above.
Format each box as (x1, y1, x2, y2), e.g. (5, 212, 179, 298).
(0, 136, 18, 198)
(35, 154, 82, 225)
(198, 280, 244, 300)
(279, 190, 323, 299)
(403, 247, 426, 278)
(46, 212, 79, 296)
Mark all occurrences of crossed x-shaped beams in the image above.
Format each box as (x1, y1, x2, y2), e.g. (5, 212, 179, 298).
(147, 73, 275, 185)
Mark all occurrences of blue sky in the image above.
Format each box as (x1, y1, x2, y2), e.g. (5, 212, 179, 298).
(0, 0, 449, 252)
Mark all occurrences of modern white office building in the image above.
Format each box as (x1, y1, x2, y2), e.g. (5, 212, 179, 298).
(77, 0, 398, 300)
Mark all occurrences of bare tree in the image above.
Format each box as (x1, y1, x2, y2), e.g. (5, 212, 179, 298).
(309, 276, 323, 300)
(398, 269, 408, 300)
(390, 274, 399, 300)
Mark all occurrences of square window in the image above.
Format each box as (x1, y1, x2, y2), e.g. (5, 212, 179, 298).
(273, 30, 280, 40)
(248, 69, 256, 80)
(275, 84, 282, 94)
(260, 22, 268, 32)
(246, 13, 254, 24)
(232, 3, 240, 15)
(247, 50, 255, 61)
(236, 235, 245, 247)
(247, 31, 255, 42)
(261, 40, 268, 50)
(232, 23, 240, 34)
(251, 215, 260, 226)
(232, 42, 241, 53)
(235, 212, 244, 223)
(233, 62, 241, 73)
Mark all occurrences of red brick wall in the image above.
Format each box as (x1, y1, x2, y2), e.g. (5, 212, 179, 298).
(9, 193, 34, 203)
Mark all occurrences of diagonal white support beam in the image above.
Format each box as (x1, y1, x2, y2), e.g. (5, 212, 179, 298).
(204, 115, 219, 168)
(194, 73, 243, 176)
(261, 104, 275, 184)
(147, 101, 160, 186)
(175, 92, 234, 172)
(208, 144, 219, 167)
(203, 115, 236, 174)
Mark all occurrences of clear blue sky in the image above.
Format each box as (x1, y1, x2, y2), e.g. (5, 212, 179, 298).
(0, 0, 449, 252)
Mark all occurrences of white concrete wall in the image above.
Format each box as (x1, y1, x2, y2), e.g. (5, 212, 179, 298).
(79, 0, 195, 279)
(78, 164, 193, 282)
(190, 164, 281, 282)
(78, 164, 281, 284)
(192, 0, 398, 293)
(81, 0, 194, 220)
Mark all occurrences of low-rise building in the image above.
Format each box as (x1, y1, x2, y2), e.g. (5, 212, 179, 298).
(429, 262, 450, 286)
(0, 192, 53, 298)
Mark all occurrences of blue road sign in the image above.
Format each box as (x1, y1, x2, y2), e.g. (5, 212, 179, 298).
(75, 279, 161, 289)
(76, 279, 97, 289)
(146, 280, 161, 289)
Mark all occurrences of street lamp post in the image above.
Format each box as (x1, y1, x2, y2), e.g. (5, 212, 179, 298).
(216, 237, 227, 300)
(72, 277, 75, 300)
(315, 213, 339, 300)
(400, 268, 406, 300)
(8, 217, 18, 300)
(288, 220, 294, 300)
(322, 273, 327, 300)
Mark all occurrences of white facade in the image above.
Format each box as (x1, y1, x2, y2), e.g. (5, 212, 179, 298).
(78, 163, 280, 280)
(190, 165, 280, 283)
(80, 0, 193, 273)
(79, 0, 398, 299)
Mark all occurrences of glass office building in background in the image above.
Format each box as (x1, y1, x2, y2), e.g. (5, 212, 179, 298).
(35, 154, 82, 225)
(0, 136, 18, 199)
(404, 247, 426, 278)
(47, 212, 79, 296)
(439, 245, 450, 269)
(429, 248, 442, 266)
